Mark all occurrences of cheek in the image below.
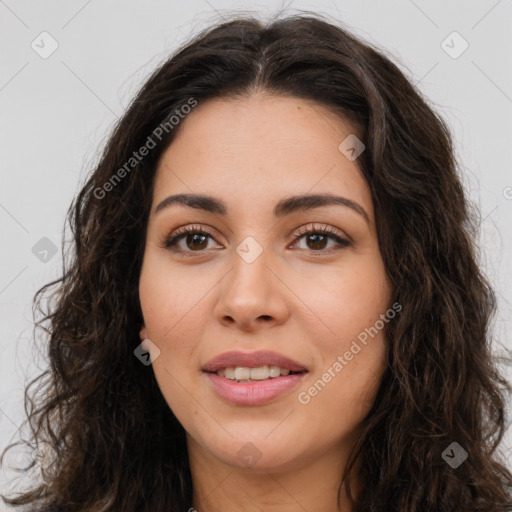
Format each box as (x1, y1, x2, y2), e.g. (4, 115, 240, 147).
(138, 255, 212, 341)
(294, 252, 391, 339)
(297, 330, 387, 440)
(138, 262, 201, 419)
(294, 255, 390, 420)
(138, 255, 218, 396)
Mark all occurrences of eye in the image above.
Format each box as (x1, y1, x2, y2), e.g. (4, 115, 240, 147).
(162, 223, 351, 256)
(162, 224, 221, 255)
(290, 223, 351, 253)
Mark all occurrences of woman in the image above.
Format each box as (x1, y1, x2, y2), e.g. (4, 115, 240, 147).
(2, 12, 511, 512)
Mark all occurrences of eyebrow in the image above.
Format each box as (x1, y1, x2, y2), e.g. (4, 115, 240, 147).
(154, 193, 369, 223)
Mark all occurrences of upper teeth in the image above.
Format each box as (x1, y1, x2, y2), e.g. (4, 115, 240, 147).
(217, 366, 291, 380)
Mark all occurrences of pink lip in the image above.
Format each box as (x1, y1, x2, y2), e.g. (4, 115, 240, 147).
(202, 350, 307, 373)
(204, 372, 307, 406)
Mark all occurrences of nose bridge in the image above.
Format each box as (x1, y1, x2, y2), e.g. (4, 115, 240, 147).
(214, 233, 289, 328)
(227, 235, 273, 303)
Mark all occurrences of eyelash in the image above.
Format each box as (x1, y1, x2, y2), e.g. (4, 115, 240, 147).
(162, 223, 351, 257)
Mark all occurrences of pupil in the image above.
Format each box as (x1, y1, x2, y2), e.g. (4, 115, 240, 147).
(188, 234, 207, 250)
(308, 233, 326, 250)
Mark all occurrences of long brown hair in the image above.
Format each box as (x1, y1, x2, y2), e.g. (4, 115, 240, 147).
(2, 12, 511, 511)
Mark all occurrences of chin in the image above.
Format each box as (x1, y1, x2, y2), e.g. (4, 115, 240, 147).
(193, 429, 309, 472)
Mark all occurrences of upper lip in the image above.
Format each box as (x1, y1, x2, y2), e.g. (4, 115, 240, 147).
(202, 350, 308, 373)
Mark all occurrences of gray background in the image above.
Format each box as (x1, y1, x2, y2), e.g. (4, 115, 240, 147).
(1, 0, 511, 502)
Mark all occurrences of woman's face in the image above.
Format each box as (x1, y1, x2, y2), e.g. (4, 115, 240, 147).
(138, 93, 392, 472)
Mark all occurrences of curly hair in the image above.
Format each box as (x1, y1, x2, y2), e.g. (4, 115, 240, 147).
(2, 11, 511, 512)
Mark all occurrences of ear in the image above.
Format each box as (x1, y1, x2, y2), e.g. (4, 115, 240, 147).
(139, 326, 148, 341)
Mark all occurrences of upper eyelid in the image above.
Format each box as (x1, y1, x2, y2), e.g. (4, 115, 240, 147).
(293, 223, 349, 239)
(168, 222, 346, 237)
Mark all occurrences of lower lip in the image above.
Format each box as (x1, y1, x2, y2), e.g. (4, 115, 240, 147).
(204, 372, 307, 406)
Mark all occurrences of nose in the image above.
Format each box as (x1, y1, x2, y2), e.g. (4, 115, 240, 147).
(213, 246, 290, 332)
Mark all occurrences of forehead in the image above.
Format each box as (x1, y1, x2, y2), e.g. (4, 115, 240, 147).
(152, 94, 373, 221)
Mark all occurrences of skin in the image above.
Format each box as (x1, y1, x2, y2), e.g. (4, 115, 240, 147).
(138, 92, 393, 511)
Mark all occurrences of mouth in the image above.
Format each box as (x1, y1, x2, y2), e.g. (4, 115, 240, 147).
(206, 366, 308, 383)
(201, 350, 309, 406)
